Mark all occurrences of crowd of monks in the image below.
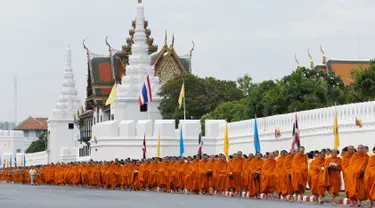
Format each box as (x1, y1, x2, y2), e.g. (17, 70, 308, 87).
(1, 144, 375, 206)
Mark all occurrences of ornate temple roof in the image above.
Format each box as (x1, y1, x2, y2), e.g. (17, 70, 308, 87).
(81, 1, 193, 110)
(298, 46, 371, 85)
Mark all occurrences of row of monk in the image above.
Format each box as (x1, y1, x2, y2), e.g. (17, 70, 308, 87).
(0, 145, 373, 206)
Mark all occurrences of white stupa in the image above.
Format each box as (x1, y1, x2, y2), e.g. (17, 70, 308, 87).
(47, 46, 81, 163)
(112, 0, 162, 121)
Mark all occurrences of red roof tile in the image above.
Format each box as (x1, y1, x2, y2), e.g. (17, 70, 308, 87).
(14, 116, 48, 130)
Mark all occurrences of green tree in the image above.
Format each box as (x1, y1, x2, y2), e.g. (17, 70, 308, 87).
(349, 60, 375, 101)
(237, 74, 253, 96)
(158, 73, 244, 120)
(25, 133, 47, 153)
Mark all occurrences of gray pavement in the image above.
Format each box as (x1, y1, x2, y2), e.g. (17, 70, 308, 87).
(0, 183, 334, 208)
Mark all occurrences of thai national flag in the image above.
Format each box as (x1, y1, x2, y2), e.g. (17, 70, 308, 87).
(198, 133, 203, 155)
(292, 114, 301, 150)
(138, 75, 152, 106)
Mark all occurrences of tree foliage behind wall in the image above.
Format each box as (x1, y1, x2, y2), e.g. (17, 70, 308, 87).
(25, 132, 46, 153)
(158, 60, 375, 132)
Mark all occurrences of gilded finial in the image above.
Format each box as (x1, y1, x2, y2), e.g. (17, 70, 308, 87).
(308, 49, 314, 69)
(77, 110, 80, 117)
(190, 41, 195, 57)
(83, 39, 89, 56)
(164, 30, 168, 46)
(138, 0, 142, 4)
(171, 33, 175, 48)
(294, 53, 301, 68)
(320, 44, 326, 65)
(308, 49, 313, 62)
(320, 44, 325, 56)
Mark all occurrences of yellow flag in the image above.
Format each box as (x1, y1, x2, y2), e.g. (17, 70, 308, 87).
(223, 122, 229, 158)
(157, 129, 161, 157)
(333, 110, 340, 149)
(8, 140, 10, 148)
(178, 83, 184, 109)
(105, 84, 117, 106)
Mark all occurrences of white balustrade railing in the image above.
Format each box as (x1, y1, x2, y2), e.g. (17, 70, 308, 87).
(217, 101, 375, 140)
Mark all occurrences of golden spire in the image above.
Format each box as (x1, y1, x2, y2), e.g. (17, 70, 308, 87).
(320, 44, 326, 65)
(190, 41, 195, 57)
(308, 49, 314, 70)
(294, 53, 301, 68)
(164, 30, 168, 46)
(138, 0, 142, 4)
(171, 33, 175, 48)
(82, 39, 89, 57)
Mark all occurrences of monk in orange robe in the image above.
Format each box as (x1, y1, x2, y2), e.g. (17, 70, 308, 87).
(291, 146, 308, 201)
(184, 157, 193, 192)
(261, 152, 276, 199)
(214, 154, 228, 194)
(247, 152, 264, 198)
(228, 151, 245, 196)
(365, 147, 375, 206)
(346, 144, 369, 206)
(275, 150, 288, 199)
(308, 150, 325, 204)
(167, 157, 177, 192)
(175, 157, 186, 192)
(241, 154, 254, 191)
(189, 156, 200, 193)
(198, 155, 209, 193)
(132, 161, 141, 190)
(206, 155, 215, 194)
(283, 149, 296, 199)
(322, 149, 342, 205)
(149, 159, 160, 189)
(342, 145, 355, 198)
(157, 158, 169, 191)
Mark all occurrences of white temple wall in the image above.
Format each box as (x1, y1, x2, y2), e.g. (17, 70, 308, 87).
(111, 98, 162, 123)
(47, 121, 78, 163)
(0, 130, 24, 167)
(91, 101, 375, 161)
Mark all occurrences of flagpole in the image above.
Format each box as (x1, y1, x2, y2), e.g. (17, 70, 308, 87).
(148, 101, 151, 120)
(183, 79, 186, 120)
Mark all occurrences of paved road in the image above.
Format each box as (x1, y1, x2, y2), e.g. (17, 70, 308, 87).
(0, 183, 333, 208)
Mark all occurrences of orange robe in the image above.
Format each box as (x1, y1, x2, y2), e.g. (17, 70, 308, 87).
(261, 158, 276, 193)
(198, 160, 208, 192)
(214, 159, 228, 192)
(167, 162, 177, 191)
(247, 158, 264, 197)
(275, 156, 288, 195)
(291, 153, 308, 193)
(308, 157, 325, 196)
(228, 157, 244, 192)
(206, 159, 214, 189)
(240, 158, 252, 189)
(346, 152, 369, 201)
(157, 161, 168, 187)
(283, 154, 294, 195)
(189, 160, 200, 191)
(342, 152, 353, 197)
(175, 161, 186, 189)
(322, 157, 342, 195)
(365, 155, 375, 201)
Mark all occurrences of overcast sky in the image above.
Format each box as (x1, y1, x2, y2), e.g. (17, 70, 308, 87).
(1, 0, 375, 123)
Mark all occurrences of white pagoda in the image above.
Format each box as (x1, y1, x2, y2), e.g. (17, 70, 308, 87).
(47, 46, 81, 163)
(111, 0, 162, 122)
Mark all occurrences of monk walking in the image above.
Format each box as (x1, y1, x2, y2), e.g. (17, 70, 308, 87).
(291, 146, 308, 202)
(323, 149, 342, 205)
(308, 150, 325, 204)
(365, 146, 375, 206)
(261, 153, 276, 199)
(228, 151, 244, 196)
(346, 144, 369, 206)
